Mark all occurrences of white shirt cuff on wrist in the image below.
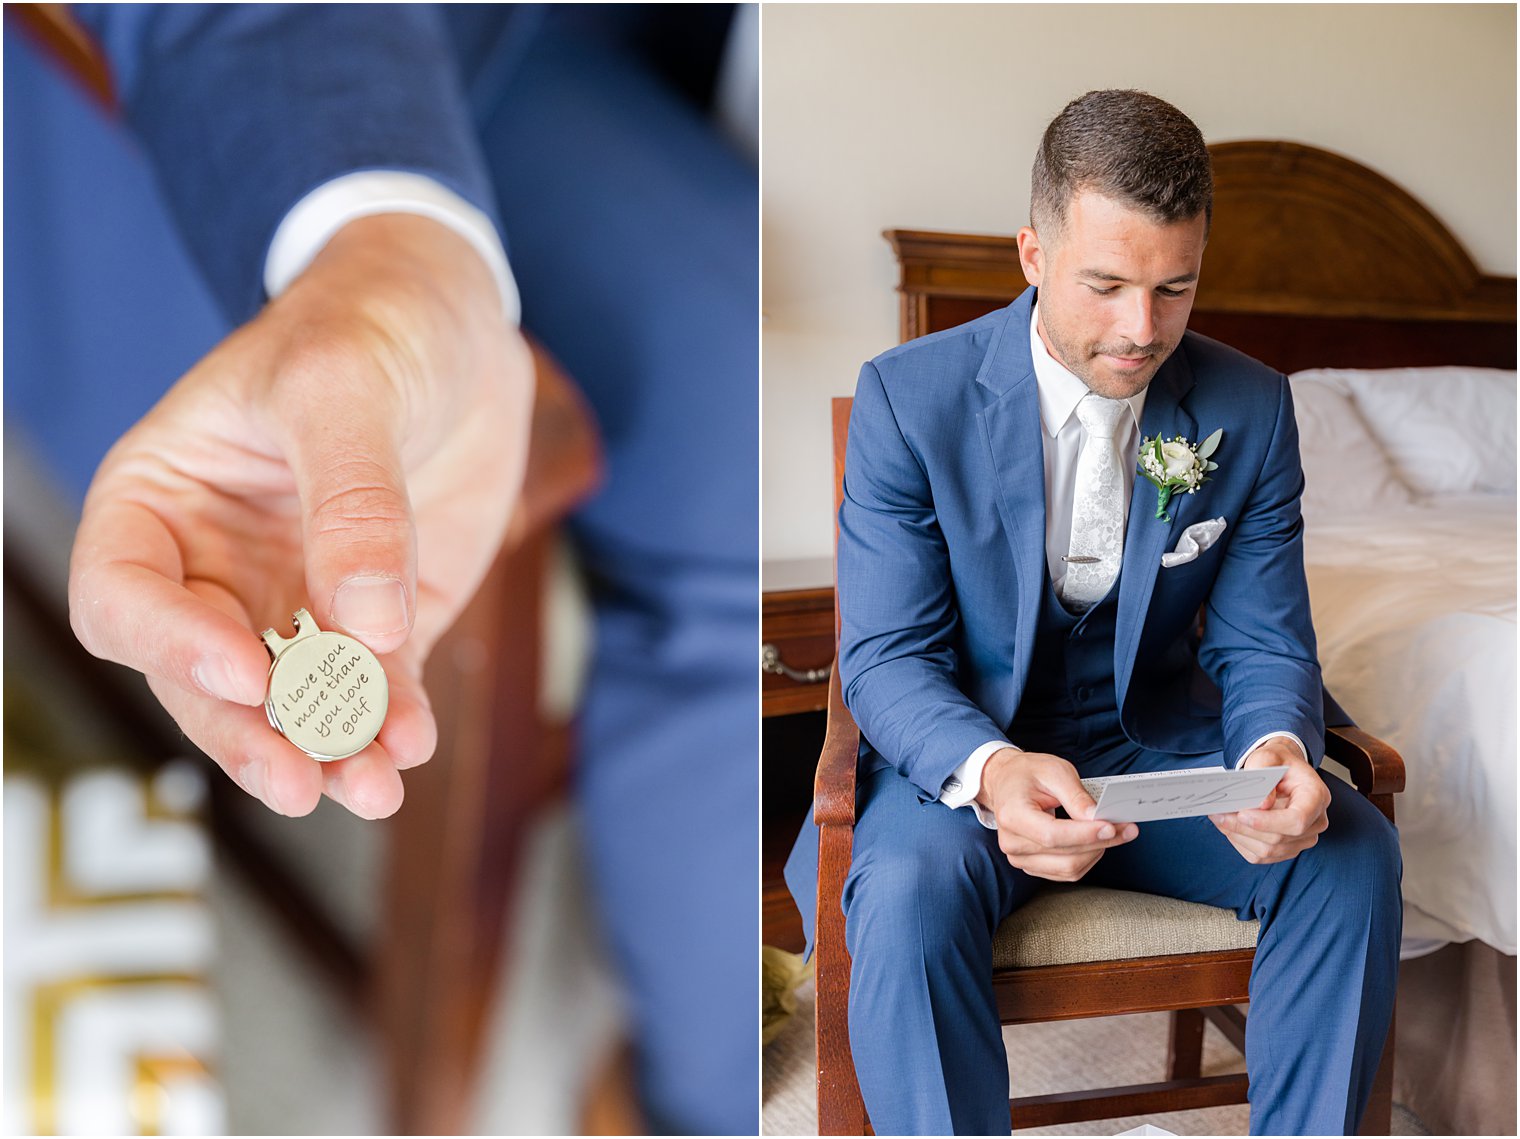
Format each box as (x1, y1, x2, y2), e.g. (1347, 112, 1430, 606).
(1234, 731, 1308, 769)
(263, 170, 521, 325)
(940, 740, 1015, 830)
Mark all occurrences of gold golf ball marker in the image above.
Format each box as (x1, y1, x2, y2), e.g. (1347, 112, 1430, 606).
(261, 608, 388, 760)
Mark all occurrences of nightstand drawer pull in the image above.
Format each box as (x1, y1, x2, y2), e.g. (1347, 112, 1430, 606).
(761, 643, 830, 685)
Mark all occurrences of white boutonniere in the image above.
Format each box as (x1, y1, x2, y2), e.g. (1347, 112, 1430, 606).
(1138, 428, 1222, 522)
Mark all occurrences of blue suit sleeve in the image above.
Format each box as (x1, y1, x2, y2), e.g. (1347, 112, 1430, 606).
(72, 3, 501, 326)
(837, 362, 1011, 799)
(1198, 375, 1327, 765)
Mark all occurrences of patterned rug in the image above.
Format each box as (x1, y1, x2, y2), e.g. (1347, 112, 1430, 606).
(4, 764, 225, 1135)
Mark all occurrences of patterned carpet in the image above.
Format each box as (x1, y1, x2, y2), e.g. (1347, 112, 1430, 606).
(4, 766, 225, 1134)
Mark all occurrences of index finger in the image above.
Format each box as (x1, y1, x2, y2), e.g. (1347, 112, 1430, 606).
(1233, 792, 1327, 835)
(1032, 762, 1100, 823)
(70, 495, 269, 705)
(1002, 799, 1125, 849)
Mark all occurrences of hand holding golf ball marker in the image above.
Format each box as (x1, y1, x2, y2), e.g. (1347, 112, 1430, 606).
(261, 608, 389, 760)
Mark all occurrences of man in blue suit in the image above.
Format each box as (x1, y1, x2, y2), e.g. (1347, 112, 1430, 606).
(22, 5, 756, 1132)
(786, 90, 1400, 1135)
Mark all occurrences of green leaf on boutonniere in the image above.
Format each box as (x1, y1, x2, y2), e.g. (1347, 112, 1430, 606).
(1155, 485, 1174, 521)
(1197, 428, 1223, 460)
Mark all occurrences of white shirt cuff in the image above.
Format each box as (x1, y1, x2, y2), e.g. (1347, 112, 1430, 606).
(940, 740, 1014, 830)
(263, 171, 521, 325)
(1234, 731, 1308, 769)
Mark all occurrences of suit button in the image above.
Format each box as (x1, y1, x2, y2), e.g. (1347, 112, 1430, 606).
(1076, 686, 1092, 702)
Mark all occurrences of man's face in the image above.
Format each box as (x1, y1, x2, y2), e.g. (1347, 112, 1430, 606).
(1016, 190, 1207, 400)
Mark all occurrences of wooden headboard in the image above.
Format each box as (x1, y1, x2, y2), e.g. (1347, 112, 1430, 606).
(885, 141, 1517, 372)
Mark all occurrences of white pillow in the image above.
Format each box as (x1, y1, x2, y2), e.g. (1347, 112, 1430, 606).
(1296, 367, 1517, 496)
(1288, 374, 1416, 519)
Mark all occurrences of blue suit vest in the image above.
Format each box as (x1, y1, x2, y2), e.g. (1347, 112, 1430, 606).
(1010, 577, 1127, 764)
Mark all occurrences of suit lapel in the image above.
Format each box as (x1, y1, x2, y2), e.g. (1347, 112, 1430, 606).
(1114, 347, 1197, 707)
(976, 291, 1045, 686)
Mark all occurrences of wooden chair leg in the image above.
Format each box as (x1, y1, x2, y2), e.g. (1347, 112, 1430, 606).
(376, 533, 551, 1134)
(1358, 1009, 1396, 1136)
(816, 822, 869, 1135)
(1167, 1008, 1206, 1080)
(1204, 1004, 1248, 1056)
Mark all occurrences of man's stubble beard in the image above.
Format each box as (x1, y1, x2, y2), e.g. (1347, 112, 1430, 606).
(1040, 306, 1176, 401)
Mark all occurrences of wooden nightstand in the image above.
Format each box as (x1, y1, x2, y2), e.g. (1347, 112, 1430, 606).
(762, 559, 836, 951)
(761, 559, 836, 718)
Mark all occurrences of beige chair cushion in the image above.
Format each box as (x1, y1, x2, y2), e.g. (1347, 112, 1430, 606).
(992, 886, 1260, 969)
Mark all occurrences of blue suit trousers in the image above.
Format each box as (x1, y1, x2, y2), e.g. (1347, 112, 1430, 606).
(840, 754, 1402, 1136)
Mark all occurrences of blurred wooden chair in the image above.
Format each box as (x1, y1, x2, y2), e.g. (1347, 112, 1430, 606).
(9, 6, 607, 1133)
(814, 395, 1404, 1135)
(380, 343, 602, 1133)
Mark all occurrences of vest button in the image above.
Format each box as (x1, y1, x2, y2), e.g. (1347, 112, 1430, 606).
(1075, 686, 1092, 702)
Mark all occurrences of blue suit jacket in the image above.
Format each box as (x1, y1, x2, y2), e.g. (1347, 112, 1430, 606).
(71, 4, 734, 327)
(839, 287, 1336, 801)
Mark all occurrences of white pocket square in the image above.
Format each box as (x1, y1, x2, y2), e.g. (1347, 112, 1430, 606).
(1161, 517, 1227, 568)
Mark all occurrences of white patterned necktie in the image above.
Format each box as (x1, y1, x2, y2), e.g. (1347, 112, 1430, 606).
(1061, 393, 1129, 611)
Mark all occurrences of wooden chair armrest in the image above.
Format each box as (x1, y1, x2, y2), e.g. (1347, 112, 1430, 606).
(1324, 724, 1406, 799)
(10, 5, 116, 108)
(501, 341, 603, 549)
(814, 665, 861, 828)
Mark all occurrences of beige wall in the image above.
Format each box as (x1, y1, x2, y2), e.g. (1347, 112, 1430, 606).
(761, 3, 1517, 567)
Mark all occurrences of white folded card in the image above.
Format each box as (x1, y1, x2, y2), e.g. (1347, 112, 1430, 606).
(1080, 765, 1288, 823)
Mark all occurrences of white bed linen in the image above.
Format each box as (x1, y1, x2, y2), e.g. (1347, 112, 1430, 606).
(1293, 367, 1517, 496)
(1303, 494, 1516, 956)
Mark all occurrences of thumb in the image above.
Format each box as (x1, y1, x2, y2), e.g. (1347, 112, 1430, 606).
(286, 402, 417, 654)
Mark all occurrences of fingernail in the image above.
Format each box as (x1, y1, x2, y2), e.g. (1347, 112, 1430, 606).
(333, 576, 408, 639)
(261, 769, 286, 815)
(194, 653, 245, 703)
(1098, 824, 1116, 840)
(240, 761, 266, 804)
(241, 762, 287, 814)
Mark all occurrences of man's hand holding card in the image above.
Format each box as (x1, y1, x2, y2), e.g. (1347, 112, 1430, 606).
(1209, 738, 1332, 864)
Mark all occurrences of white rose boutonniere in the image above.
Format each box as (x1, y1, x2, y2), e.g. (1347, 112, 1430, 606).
(1138, 428, 1222, 522)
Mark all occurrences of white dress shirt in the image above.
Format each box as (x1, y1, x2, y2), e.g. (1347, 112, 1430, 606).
(939, 305, 1305, 827)
(264, 171, 522, 324)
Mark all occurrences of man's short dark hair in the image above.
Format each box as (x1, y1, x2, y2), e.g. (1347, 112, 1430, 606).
(1030, 90, 1213, 239)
